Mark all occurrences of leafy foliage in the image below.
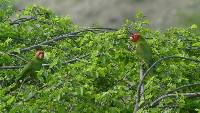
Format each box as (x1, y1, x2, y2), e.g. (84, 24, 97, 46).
(0, 4, 200, 113)
(0, 0, 14, 22)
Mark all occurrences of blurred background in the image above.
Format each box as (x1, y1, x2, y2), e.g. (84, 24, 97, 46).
(14, 0, 200, 30)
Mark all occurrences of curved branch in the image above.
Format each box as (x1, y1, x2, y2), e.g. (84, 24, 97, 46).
(134, 56, 200, 113)
(150, 92, 200, 107)
(142, 83, 200, 109)
(166, 83, 200, 94)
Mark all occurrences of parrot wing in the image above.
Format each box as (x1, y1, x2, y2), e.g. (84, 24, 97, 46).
(17, 61, 33, 81)
(18, 58, 42, 80)
(136, 39, 153, 67)
(5, 57, 43, 94)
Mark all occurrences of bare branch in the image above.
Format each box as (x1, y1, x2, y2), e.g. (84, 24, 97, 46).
(141, 83, 200, 109)
(134, 62, 145, 113)
(133, 56, 200, 113)
(158, 105, 178, 109)
(150, 92, 200, 107)
(10, 28, 116, 53)
(18, 31, 81, 52)
(0, 66, 23, 70)
(10, 16, 52, 25)
(185, 47, 200, 51)
(10, 17, 37, 25)
(86, 27, 118, 31)
(166, 83, 200, 94)
(140, 64, 145, 102)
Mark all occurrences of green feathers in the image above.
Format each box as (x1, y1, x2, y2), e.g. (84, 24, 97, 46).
(18, 57, 43, 81)
(130, 32, 153, 67)
(136, 37, 153, 67)
(5, 51, 44, 94)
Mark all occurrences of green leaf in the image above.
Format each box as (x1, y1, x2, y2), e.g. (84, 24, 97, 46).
(50, 58, 59, 68)
(13, 48, 21, 54)
(6, 96, 15, 105)
(192, 42, 200, 47)
(191, 24, 198, 29)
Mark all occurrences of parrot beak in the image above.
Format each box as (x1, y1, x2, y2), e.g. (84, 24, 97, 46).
(38, 53, 44, 59)
(129, 36, 133, 40)
(130, 32, 140, 42)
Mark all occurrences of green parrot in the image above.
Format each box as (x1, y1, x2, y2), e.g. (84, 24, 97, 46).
(6, 50, 44, 94)
(130, 32, 153, 68)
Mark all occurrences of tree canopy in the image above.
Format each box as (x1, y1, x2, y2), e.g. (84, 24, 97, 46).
(0, 4, 200, 113)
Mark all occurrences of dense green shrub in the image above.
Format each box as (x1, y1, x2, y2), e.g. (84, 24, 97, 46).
(0, 5, 200, 113)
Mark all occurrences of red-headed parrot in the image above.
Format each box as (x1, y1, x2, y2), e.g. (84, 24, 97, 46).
(6, 50, 44, 94)
(130, 32, 153, 68)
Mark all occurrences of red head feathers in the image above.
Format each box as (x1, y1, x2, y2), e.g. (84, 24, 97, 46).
(35, 50, 44, 59)
(130, 32, 140, 42)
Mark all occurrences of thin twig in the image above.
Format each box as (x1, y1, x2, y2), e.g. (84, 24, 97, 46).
(86, 27, 118, 31)
(133, 56, 200, 113)
(63, 53, 90, 64)
(185, 47, 200, 51)
(8, 53, 27, 62)
(159, 105, 178, 109)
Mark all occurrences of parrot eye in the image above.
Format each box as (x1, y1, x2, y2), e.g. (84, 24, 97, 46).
(130, 32, 140, 42)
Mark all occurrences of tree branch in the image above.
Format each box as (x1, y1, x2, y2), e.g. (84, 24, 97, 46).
(10, 17, 37, 25)
(86, 27, 118, 31)
(63, 53, 90, 64)
(140, 63, 145, 102)
(166, 83, 200, 94)
(7, 53, 27, 62)
(150, 92, 200, 107)
(9, 28, 116, 53)
(0, 52, 27, 62)
(18, 30, 83, 53)
(133, 56, 200, 113)
(0, 66, 23, 70)
(142, 83, 200, 109)
(0, 54, 90, 70)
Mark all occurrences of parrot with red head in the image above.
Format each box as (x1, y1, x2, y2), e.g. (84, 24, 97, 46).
(18, 50, 44, 81)
(6, 50, 44, 94)
(130, 32, 153, 68)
